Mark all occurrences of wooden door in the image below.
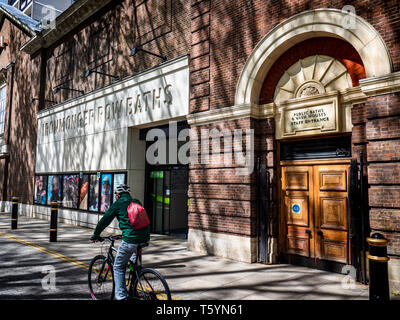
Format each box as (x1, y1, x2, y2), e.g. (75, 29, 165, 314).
(314, 165, 349, 264)
(281, 162, 349, 269)
(282, 166, 315, 259)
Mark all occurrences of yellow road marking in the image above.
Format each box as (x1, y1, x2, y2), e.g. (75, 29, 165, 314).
(0, 231, 180, 300)
(0, 231, 90, 270)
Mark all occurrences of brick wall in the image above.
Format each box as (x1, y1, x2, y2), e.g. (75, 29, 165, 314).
(187, 115, 279, 242)
(195, 0, 400, 109)
(188, 117, 258, 237)
(367, 93, 400, 256)
(190, 0, 211, 113)
(188, 0, 400, 260)
(0, 19, 41, 203)
(0, 19, 11, 68)
(0, 158, 5, 199)
(44, 0, 191, 106)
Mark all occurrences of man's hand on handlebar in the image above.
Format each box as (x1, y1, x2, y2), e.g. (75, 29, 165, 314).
(90, 235, 103, 243)
(90, 235, 122, 243)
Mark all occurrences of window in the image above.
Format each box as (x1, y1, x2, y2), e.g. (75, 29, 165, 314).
(0, 85, 6, 135)
(47, 175, 62, 203)
(19, 0, 33, 12)
(113, 173, 127, 202)
(34, 176, 48, 205)
(34, 172, 127, 211)
(88, 173, 100, 212)
(100, 173, 112, 213)
(79, 174, 89, 210)
(62, 174, 79, 208)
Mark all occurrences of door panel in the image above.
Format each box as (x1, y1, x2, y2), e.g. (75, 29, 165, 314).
(147, 167, 189, 237)
(282, 166, 314, 258)
(314, 165, 349, 264)
(281, 163, 350, 267)
(150, 170, 165, 234)
(319, 196, 347, 230)
(287, 226, 310, 256)
(285, 195, 312, 257)
(170, 168, 189, 235)
(317, 230, 348, 263)
(284, 169, 309, 190)
(163, 170, 171, 233)
(320, 238, 348, 263)
(286, 194, 309, 227)
(319, 170, 347, 191)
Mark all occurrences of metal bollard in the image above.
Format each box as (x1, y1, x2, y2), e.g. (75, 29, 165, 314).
(11, 197, 18, 229)
(50, 201, 58, 242)
(367, 233, 390, 301)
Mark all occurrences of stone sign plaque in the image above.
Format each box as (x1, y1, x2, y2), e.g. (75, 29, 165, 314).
(279, 94, 340, 138)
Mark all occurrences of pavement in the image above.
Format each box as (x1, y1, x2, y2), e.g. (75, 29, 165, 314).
(0, 211, 374, 300)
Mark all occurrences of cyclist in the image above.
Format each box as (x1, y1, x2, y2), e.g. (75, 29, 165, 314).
(90, 184, 150, 300)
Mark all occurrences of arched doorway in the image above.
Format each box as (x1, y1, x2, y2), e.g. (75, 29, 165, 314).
(270, 50, 360, 272)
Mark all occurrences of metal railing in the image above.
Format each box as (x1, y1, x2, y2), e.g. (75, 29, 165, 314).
(349, 152, 370, 285)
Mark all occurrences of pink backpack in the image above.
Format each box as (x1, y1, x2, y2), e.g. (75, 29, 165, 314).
(127, 202, 150, 230)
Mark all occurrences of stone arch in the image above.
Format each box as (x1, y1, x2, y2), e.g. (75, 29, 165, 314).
(259, 37, 366, 104)
(273, 55, 353, 104)
(235, 8, 393, 106)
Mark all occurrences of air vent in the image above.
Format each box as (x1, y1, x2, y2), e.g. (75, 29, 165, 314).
(280, 136, 351, 161)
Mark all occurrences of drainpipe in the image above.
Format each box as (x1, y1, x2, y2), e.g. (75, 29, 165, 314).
(38, 48, 47, 111)
(2, 60, 16, 202)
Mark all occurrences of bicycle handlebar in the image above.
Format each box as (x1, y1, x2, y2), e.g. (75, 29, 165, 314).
(97, 235, 123, 242)
(93, 235, 149, 250)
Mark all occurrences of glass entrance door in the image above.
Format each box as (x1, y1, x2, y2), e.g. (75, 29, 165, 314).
(147, 166, 188, 238)
(149, 170, 168, 234)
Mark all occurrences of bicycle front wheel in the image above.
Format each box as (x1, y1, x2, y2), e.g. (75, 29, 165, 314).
(133, 268, 171, 300)
(88, 255, 114, 300)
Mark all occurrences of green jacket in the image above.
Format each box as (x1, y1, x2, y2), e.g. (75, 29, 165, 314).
(92, 193, 150, 244)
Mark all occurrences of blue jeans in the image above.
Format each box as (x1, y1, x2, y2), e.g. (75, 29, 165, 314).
(114, 240, 137, 300)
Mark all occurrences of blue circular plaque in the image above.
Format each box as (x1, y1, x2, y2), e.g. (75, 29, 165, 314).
(292, 204, 301, 213)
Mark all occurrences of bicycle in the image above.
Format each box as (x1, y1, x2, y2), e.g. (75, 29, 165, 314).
(88, 235, 171, 300)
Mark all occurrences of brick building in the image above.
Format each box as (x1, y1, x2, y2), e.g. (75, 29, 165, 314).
(0, 1, 399, 293)
(0, 2, 42, 205)
(186, 0, 400, 293)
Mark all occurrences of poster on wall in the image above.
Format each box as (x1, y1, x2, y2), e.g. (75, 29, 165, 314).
(62, 175, 79, 208)
(79, 174, 89, 210)
(34, 175, 48, 205)
(47, 175, 61, 204)
(89, 174, 100, 212)
(100, 174, 112, 213)
(113, 173, 126, 202)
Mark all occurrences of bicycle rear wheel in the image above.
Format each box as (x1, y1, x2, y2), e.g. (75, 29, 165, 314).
(88, 255, 114, 300)
(133, 268, 171, 300)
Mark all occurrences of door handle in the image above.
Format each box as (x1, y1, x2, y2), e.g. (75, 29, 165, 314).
(305, 229, 312, 257)
(317, 230, 323, 237)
